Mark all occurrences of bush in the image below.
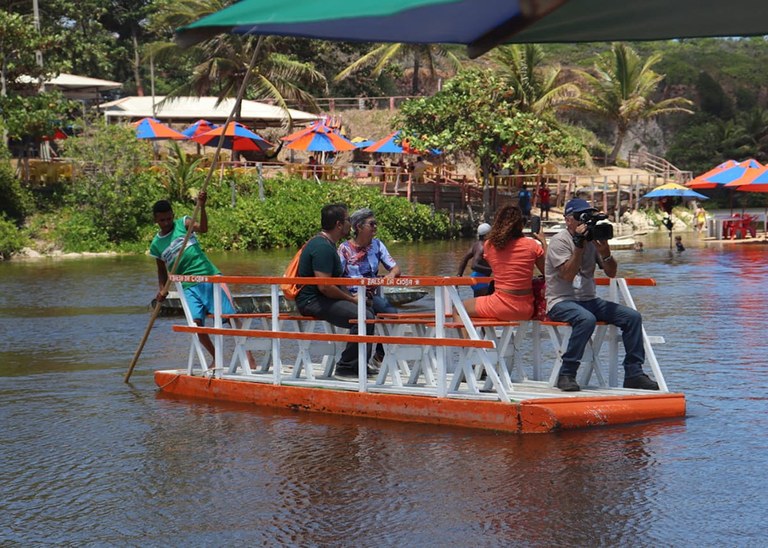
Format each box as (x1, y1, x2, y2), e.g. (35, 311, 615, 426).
(51, 208, 112, 252)
(0, 160, 33, 224)
(62, 121, 163, 243)
(0, 214, 29, 259)
(200, 176, 458, 250)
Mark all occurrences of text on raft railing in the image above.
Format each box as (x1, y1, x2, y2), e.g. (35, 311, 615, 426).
(167, 274, 666, 399)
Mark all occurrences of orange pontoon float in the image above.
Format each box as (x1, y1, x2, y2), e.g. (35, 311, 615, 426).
(154, 275, 685, 434)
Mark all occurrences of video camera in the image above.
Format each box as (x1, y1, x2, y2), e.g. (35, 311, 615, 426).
(575, 210, 614, 241)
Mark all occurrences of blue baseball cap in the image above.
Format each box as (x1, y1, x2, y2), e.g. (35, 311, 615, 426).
(564, 198, 597, 217)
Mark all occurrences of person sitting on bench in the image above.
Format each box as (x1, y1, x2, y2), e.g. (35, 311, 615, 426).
(544, 198, 659, 392)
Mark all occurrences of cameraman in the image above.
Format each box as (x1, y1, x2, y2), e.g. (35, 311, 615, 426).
(544, 199, 659, 392)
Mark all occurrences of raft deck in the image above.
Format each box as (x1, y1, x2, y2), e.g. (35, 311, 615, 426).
(154, 274, 685, 433)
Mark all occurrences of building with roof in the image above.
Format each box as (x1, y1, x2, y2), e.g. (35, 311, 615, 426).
(99, 96, 319, 128)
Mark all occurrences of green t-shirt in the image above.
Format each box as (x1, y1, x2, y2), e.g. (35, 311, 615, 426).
(295, 234, 341, 308)
(149, 216, 219, 287)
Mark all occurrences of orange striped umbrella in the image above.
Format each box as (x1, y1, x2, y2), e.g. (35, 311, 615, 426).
(133, 117, 187, 140)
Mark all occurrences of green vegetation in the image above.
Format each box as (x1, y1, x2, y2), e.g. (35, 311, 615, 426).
(0, 214, 29, 259)
(15, 170, 456, 257)
(573, 43, 693, 164)
(9, 0, 768, 255)
(397, 69, 584, 217)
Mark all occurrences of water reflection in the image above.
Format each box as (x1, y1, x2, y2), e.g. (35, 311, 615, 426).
(1, 239, 767, 544)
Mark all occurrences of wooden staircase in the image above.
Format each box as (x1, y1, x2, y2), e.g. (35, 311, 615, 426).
(628, 151, 692, 184)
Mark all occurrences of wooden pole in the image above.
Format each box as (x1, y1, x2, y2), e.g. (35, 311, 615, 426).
(124, 38, 265, 383)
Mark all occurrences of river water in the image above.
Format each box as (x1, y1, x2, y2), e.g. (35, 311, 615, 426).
(1, 234, 767, 546)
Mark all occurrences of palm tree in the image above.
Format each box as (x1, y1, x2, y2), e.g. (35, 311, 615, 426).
(335, 43, 462, 95)
(492, 44, 580, 115)
(575, 43, 693, 165)
(146, 1, 326, 127)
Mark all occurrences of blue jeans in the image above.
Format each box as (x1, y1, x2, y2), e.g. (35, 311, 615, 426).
(547, 298, 645, 379)
(299, 295, 374, 369)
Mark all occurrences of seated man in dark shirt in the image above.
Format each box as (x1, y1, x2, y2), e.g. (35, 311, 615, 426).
(295, 203, 376, 378)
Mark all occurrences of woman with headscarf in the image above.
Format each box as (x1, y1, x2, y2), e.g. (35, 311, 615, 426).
(461, 205, 546, 320)
(338, 208, 402, 366)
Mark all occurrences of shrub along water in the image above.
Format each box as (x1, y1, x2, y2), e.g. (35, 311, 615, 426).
(22, 169, 458, 255)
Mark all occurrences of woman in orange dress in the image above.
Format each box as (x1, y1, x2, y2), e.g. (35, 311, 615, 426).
(462, 205, 546, 320)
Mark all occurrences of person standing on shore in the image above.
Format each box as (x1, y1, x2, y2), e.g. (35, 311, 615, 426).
(538, 182, 551, 221)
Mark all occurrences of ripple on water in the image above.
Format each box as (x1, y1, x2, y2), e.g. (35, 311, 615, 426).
(2, 245, 768, 545)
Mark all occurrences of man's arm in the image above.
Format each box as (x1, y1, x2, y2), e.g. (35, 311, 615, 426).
(185, 191, 209, 233)
(384, 264, 402, 279)
(595, 240, 617, 278)
(155, 259, 169, 301)
(557, 246, 584, 283)
(456, 244, 476, 276)
(314, 270, 359, 303)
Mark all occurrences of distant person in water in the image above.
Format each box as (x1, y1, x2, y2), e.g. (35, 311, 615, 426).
(695, 206, 707, 233)
(634, 241, 644, 252)
(675, 236, 685, 252)
(150, 192, 236, 361)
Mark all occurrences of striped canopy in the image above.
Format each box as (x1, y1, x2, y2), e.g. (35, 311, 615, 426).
(192, 121, 272, 151)
(363, 131, 408, 154)
(643, 182, 708, 200)
(133, 118, 186, 140)
(731, 166, 768, 193)
(177, 0, 768, 59)
(688, 159, 763, 189)
(181, 119, 219, 139)
(284, 123, 356, 152)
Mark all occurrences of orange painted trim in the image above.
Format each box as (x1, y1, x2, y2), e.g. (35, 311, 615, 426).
(170, 274, 484, 287)
(154, 371, 686, 434)
(172, 325, 495, 349)
(595, 277, 656, 286)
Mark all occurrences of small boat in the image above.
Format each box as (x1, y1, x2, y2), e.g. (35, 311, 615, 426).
(607, 234, 636, 250)
(152, 286, 429, 317)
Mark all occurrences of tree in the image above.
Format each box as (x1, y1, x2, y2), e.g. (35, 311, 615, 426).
(0, 11, 76, 146)
(335, 43, 462, 95)
(396, 69, 583, 219)
(492, 44, 580, 115)
(575, 43, 693, 165)
(696, 71, 734, 120)
(147, 1, 326, 124)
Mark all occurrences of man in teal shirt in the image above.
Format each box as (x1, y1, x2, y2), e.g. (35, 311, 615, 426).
(150, 191, 235, 359)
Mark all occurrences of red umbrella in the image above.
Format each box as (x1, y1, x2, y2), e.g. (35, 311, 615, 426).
(192, 121, 272, 151)
(687, 160, 739, 189)
(723, 160, 765, 188)
(132, 117, 187, 140)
